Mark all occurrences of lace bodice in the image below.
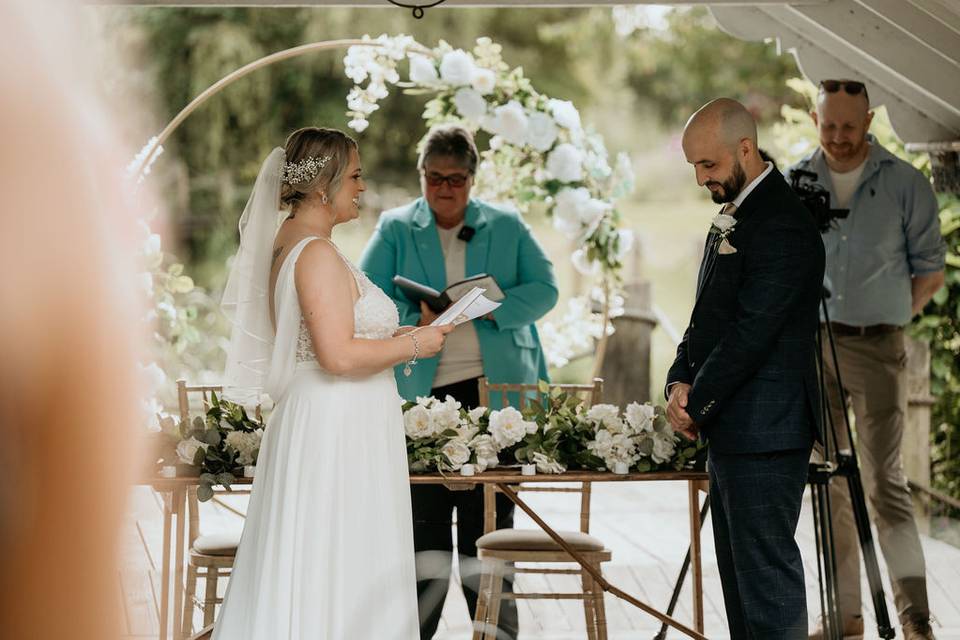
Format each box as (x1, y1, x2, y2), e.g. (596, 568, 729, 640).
(295, 240, 400, 363)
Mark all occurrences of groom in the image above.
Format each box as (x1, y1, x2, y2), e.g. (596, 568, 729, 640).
(666, 98, 825, 639)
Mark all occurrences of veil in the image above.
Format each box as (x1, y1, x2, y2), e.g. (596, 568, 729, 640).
(221, 147, 286, 405)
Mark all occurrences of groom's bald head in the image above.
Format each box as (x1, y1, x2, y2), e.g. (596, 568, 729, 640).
(681, 98, 767, 204)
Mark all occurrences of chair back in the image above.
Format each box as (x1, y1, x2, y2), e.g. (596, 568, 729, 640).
(176, 380, 255, 545)
(477, 377, 603, 534)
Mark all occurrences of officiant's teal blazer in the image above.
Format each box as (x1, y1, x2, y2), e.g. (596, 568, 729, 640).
(359, 197, 558, 405)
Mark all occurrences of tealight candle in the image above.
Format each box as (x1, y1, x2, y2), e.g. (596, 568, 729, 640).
(159, 465, 176, 478)
(521, 463, 536, 476)
(243, 465, 256, 478)
(460, 463, 475, 477)
(613, 462, 630, 475)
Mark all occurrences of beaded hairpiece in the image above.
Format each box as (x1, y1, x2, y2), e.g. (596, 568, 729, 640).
(281, 154, 332, 185)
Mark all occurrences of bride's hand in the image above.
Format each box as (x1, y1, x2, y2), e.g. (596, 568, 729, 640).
(393, 325, 417, 337)
(411, 325, 454, 358)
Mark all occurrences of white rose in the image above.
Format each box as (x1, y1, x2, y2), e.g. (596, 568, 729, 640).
(525, 111, 558, 152)
(409, 55, 439, 84)
(432, 395, 462, 432)
(176, 437, 208, 466)
(482, 100, 528, 147)
(439, 49, 475, 86)
(587, 430, 615, 460)
(488, 406, 537, 448)
(348, 118, 369, 133)
(404, 405, 436, 439)
(552, 187, 591, 236)
(441, 439, 471, 469)
(456, 423, 480, 442)
(415, 396, 435, 408)
(470, 67, 496, 95)
(586, 404, 621, 428)
(546, 143, 584, 182)
(616, 229, 635, 261)
(625, 402, 656, 433)
(226, 430, 263, 466)
(531, 451, 566, 474)
(453, 87, 487, 122)
(651, 433, 677, 464)
(470, 434, 499, 472)
(712, 213, 737, 233)
(468, 406, 487, 424)
(548, 99, 582, 131)
(571, 248, 601, 276)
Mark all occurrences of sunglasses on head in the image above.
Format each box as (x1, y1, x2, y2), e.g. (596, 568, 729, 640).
(819, 80, 869, 99)
(423, 171, 470, 188)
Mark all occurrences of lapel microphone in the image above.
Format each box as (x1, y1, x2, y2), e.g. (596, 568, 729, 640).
(457, 225, 476, 242)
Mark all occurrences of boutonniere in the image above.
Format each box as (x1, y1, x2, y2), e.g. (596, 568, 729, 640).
(710, 213, 738, 254)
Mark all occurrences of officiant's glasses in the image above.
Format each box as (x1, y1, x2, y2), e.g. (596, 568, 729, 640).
(423, 171, 470, 188)
(819, 79, 869, 101)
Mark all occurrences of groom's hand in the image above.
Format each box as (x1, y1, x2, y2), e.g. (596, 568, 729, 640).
(667, 383, 698, 441)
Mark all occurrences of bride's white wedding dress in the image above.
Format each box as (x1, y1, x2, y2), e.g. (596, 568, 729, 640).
(213, 236, 419, 639)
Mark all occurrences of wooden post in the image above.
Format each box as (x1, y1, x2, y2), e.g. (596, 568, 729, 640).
(599, 234, 657, 404)
(905, 336, 934, 532)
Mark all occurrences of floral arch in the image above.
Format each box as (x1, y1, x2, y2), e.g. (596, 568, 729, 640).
(134, 34, 636, 420)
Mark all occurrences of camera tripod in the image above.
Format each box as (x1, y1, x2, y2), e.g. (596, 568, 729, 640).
(653, 292, 895, 640)
(810, 293, 894, 639)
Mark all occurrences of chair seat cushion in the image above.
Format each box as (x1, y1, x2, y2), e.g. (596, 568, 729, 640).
(476, 529, 606, 552)
(192, 532, 240, 556)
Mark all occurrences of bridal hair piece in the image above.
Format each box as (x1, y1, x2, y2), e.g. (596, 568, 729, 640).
(281, 154, 331, 186)
(280, 127, 358, 211)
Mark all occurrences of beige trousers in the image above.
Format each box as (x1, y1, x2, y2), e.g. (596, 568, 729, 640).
(821, 328, 929, 625)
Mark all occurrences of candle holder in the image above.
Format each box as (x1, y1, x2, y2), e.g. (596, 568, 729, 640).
(613, 462, 630, 475)
(521, 463, 536, 476)
(460, 463, 475, 477)
(159, 465, 176, 478)
(243, 465, 256, 478)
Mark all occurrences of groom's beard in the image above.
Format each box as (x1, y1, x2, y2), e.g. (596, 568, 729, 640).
(707, 160, 747, 204)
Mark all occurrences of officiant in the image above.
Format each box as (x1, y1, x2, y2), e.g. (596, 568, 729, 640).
(360, 123, 558, 640)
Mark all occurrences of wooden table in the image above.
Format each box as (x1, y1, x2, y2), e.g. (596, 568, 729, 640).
(145, 469, 709, 640)
(411, 469, 710, 640)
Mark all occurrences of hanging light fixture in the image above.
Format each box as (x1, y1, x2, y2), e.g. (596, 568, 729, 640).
(386, 0, 448, 19)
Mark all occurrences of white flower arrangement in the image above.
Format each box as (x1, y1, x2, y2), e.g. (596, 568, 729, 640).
(341, 35, 637, 371)
(402, 384, 703, 475)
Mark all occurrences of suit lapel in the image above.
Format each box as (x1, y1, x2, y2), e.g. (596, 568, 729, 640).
(411, 199, 446, 289)
(464, 200, 490, 277)
(695, 231, 720, 304)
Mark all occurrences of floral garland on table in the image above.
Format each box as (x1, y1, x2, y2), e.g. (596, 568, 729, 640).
(343, 35, 636, 369)
(175, 393, 265, 501)
(404, 382, 705, 474)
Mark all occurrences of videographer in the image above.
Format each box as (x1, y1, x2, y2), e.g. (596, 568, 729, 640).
(789, 80, 945, 640)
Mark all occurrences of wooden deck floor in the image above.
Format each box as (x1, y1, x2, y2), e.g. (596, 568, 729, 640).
(121, 481, 960, 639)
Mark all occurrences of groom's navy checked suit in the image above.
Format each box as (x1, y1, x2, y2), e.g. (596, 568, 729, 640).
(667, 167, 825, 639)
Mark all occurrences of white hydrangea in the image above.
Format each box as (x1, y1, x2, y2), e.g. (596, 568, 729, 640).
(548, 98, 582, 131)
(468, 406, 487, 424)
(586, 404, 626, 433)
(552, 187, 610, 238)
(625, 401, 656, 434)
(531, 451, 566, 474)
(651, 432, 676, 464)
(415, 396, 436, 408)
(456, 423, 480, 442)
(488, 406, 537, 449)
(404, 404, 436, 439)
(525, 111, 558, 152)
(453, 87, 487, 122)
(470, 67, 497, 95)
(587, 430, 637, 468)
(439, 49, 475, 85)
(470, 434, 499, 472)
(408, 54, 439, 84)
(546, 143, 584, 182)
(225, 430, 263, 466)
(482, 100, 528, 147)
(441, 439, 471, 469)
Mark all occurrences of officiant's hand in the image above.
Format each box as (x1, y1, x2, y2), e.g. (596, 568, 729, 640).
(393, 326, 417, 337)
(417, 301, 439, 327)
(667, 383, 698, 441)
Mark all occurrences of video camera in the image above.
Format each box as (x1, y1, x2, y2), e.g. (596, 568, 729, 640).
(789, 168, 849, 233)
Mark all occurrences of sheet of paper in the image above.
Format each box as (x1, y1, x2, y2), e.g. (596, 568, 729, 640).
(430, 287, 501, 326)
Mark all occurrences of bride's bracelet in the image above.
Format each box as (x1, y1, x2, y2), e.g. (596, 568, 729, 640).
(403, 331, 420, 377)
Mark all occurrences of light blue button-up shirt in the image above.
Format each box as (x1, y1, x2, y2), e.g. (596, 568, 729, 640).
(789, 137, 945, 326)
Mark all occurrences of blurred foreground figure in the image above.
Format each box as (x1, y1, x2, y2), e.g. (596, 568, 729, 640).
(0, 1, 142, 637)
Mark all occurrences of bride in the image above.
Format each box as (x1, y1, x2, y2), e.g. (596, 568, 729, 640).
(213, 127, 453, 639)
